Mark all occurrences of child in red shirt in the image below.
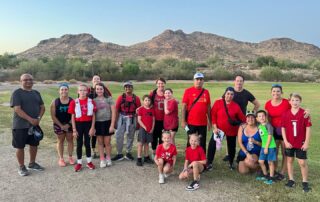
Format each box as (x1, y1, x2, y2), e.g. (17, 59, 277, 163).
(136, 95, 155, 166)
(179, 134, 207, 191)
(68, 84, 97, 172)
(163, 88, 179, 144)
(154, 131, 177, 184)
(281, 93, 312, 192)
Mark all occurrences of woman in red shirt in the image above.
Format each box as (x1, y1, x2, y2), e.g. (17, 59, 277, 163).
(207, 87, 246, 170)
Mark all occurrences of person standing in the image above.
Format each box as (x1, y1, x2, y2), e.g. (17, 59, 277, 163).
(181, 72, 211, 153)
(10, 73, 45, 176)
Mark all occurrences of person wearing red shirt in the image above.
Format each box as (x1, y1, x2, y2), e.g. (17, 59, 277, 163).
(68, 84, 97, 172)
(164, 88, 179, 144)
(154, 131, 177, 184)
(207, 87, 246, 170)
(281, 93, 312, 192)
(149, 78, 166, 158)
(179, 134, 207, 191)
(112, 81, 141, 162)
(136, 95, 155, 166)
(181, 73, 211, 153)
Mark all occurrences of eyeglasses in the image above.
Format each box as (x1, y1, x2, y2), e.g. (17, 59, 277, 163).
(124, 85, 133, 88)
(195, 78, 204, 81)
(22, 79, 33, 81)
(272, 84, 282, 88)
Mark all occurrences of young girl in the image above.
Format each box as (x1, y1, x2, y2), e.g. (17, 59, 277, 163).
(50, 83, 74, 167)
(136, 95, 155, 166)
(281, 93, 312, 192)
(179, 134, 207, 191)
(163, 88, 179, 144)
(154, 131, 177, 184)
(94, 83, 116, 168)
(68, 84, 97, 172)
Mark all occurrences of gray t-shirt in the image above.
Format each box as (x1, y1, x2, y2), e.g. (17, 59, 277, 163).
(94, 97, 114, 122)
(10, 88, 44, 129)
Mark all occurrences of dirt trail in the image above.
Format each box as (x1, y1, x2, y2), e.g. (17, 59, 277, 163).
(0, 129, 256, 202)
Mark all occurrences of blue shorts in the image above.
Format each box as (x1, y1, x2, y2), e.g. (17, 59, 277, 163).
(259, 147, 276, 161)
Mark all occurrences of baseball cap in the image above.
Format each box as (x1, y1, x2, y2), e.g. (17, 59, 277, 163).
(123, 81, 133, 87)
(193, 72, 204, 79)
(246, 110, 256, 117)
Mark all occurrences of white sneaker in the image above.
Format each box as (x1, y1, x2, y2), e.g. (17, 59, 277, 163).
(106, 159, 112, 167)
(159, 174, 165, 184)
(164, 173, 171, 178)
(100, 160, 107, 168)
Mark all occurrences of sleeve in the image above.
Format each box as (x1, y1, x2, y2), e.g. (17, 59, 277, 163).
(199, 147, 206, 161)
(166, 100, 175, 114)
(68, 100, 75, 114)
(92, 100, 97, 112)
(305, 116, 312, 127)
(155, 145, 161, 157)
(108, 97, 115, 106)
(137, 107, 142, 116)
(35, 90, 44, 105)
(281, 113, 287, 127)
(246, 90, 255, 102)
(115, 95, 122, 110)
(172, 145, 177, 156)
(211, 100, 219, 124)
(10, 90, 21, 108)
(206, 90, 211, 107)
(136, 96, 141, 108)
(182, 89, 189, 105)
(185, 148, 189, 161)
(267, 123, 274, 136)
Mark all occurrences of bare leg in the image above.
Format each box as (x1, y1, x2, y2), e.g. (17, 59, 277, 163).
(29, 146, 37, 164)
(65, 132, 74, 157)
(57, 133, 66, 159)
(287, 157, 294, 181)
(259, 160, 268, 175)
(97, 136, 105, 160)
(104, 136, 112, 160)
(16, 148, 24, 166)
(298, 159, 308, 182)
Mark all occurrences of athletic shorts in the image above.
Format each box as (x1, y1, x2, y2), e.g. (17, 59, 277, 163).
(164, 127, 179, 132)
(95, 120, 113, 136)
(259, 147, 276, 161)
(12, 128, 39, 149)
(138, 128, 153, 143)
(285, 148, 307, 159)
(273, 127, 283, 141)
(53, 123, 72, 135)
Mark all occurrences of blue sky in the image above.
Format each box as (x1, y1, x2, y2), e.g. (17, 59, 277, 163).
(1, 0, 319, 54)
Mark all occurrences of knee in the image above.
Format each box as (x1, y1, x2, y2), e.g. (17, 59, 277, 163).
(298, 160, 307, 168)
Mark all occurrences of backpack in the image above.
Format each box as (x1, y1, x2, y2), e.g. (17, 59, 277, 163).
(120, 93, 137, 115)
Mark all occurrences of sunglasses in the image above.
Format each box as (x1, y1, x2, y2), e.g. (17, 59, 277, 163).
(271, 84, 282, 88)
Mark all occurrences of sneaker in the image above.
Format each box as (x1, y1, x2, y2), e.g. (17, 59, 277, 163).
(223, 155, 229, 162)
(144, 156, 154, 164)
(111, 154, 124, 161)
(275, 172, 285, 181)
(164, 173, 171, 178)
(229, 164, 235, 171)
(206, 164, 213, 171)
(125, 153, 134, 161)
(136, 158, 143, 166)
(69, 157, 75, 165)
(302, 182, 311, 193)
(100, 160, 107, 168)
(285, 180, 295, 188)
(256, 174, 268, 181)
(106, 159, 112, 167)
(159, 174, 165, 184)
(27, 162, 44, 171)
(18, 165, 29, 176)
(86, 162, 95, 170)
(185, 181, 200, 191)
(264, 177, 274, 185)
(74, 163, 82, 172)
(93, 152, 99, 159)
(58, 159, 66, 167)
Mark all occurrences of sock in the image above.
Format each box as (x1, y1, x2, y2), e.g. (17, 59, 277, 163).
(77, 159, 82, 164)
(87, 157, 92, 163)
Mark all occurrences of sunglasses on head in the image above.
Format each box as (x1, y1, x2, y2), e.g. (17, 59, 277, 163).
(272, 84, 282, 88)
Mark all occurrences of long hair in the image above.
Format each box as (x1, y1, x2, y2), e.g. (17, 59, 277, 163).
(95, 82, 110, 98)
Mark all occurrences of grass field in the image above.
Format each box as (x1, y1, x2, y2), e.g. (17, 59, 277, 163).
(0, 81, 319, 201)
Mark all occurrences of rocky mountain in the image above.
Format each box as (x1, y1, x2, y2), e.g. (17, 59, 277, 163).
(18, 30, 320, 62)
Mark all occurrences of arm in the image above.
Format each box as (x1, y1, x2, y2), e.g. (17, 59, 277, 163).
(237, 125, 248, 155)
(50, 101, 65, 129)
(172, 155, 177, 169)
(89, 113, 96, 137)
(137, 115, 146, 131)
(301, 127, 311, 151)
(14, 106, 39, 126)
(181, 103, 187, 128)
(207, 104, 212, 131)
(252, 99, 260, 112)
(264, 134, 272, 154)
(282, 127, 292, 149)
(150, 116, 155, 133)
(164, 99, 170, 114)
(109, 105, 116, 133)
(71, 114, 78, 138)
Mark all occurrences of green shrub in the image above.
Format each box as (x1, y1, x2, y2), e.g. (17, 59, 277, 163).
(259, 66, 283, 81)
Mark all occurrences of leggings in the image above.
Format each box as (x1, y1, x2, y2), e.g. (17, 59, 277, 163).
(91, 136, 97, 149)
(207, 135, 236, 165)
(76, 121, 92, 159)
(152, 120, 164, 151)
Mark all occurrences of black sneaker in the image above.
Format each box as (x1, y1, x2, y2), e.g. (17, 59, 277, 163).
(136, 158, 143, 166)
(223, 155, 229, 162)
(206, 164, 213, 171)
(302, 182, 311, 193)
(27, 162, 44, 171)
(18, 165, 29, 176)
(229, 164, 235, 171)
(275, 172, 285, 181)
(144, 156, 154, 164)
(185, 180, 200, 191)
(93, 152, 99, 159)
(285, 180, 295, 188)
(111, 154, 124, 161)
(125, 153, 134, 161)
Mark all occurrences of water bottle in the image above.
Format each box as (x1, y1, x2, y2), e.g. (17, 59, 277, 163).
(246, 138, 254, 151)
(216, 138, 222, 151)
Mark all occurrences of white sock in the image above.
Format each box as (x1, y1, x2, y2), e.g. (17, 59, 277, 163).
(77, 159, 82, 164)
(87, 157, 92, 163)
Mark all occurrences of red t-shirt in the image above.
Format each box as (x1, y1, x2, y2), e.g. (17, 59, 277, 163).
(150, 91, 165, 121)
(115, 93, 141, 116)
(211, 99, 246, 136)
(281, 108, 312, 148)
(155, 143, 177, 165)
(164, 99, 179, 130)
(185, 145, 206, 163)
(68, 98, 97, 122)
(182, 87, 211, 126)
(265, 99, 290, 128)
(137, 106, 155, 133)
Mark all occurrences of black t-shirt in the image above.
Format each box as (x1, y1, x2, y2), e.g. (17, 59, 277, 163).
(55, 97, 72, 124)
(233, 89, 255, 114)
(10, 88, 44, 129)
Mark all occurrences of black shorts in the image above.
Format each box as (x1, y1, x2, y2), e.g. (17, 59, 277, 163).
(12, 128, 39, 149)
(95, 120, 113, 136)
(138, 128, 153, 143)
(53, 123, 72, 135)
(164, 127, 179, 132)
(273, 127, 283, 141)
(285, 148, 307, 159)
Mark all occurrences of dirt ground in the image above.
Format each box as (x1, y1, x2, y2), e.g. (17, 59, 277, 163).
(0, 128, 257, 202)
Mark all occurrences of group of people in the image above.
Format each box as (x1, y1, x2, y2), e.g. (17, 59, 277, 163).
(10, 73, 312, 192)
